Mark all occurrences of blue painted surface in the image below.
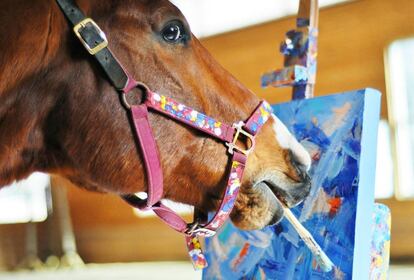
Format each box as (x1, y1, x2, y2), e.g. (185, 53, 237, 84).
(203, 89, 381, 280)
(370, 203, 391, 280)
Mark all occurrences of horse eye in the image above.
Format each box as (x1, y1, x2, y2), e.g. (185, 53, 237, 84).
(161, 22, 187, 44)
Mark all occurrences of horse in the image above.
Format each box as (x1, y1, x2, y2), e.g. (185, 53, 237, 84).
(0, 0, 311, 231)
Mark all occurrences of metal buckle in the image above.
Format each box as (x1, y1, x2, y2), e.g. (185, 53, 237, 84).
(186, 222, 216, 237)
(121, 82, 150, 110)
(226, 121, 255, 155)
(73, 18, 108, 55)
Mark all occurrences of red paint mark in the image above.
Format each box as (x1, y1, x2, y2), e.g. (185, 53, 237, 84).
(312, 258, 318, 269)
(232, 243, 250, 269)
(239, 243, 250, 258)
(328, 197, 342, 217)
(312, 151, 321, 161)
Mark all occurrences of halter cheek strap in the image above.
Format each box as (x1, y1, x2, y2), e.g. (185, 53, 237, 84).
(56, 0, 273, 269)
(122, 91, 272, 269)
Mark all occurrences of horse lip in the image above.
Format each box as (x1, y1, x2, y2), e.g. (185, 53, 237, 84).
(254, 181, 285, 226)
(262, 177, 310, 208)
(262, 180, 288, 205)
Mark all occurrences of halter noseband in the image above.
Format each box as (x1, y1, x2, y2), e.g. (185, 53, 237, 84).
(56, 0, 273, 269)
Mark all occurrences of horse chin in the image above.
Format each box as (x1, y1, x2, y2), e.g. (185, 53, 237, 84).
(230, 182, 284, 231)
(230, 173, 311, 230)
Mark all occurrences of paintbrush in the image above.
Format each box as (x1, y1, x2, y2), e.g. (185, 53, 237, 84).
(281, 202, 334, 272)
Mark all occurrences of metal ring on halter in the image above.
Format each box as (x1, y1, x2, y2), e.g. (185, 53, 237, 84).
(121, 82, 150, 110)
(185, 222, 216, 237)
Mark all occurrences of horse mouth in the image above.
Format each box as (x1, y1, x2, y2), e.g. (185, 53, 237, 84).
(255, 174, 311, 226)
(265, 176, 311, 206)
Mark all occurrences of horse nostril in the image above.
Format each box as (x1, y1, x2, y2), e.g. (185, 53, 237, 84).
(297, 162, 309, 178)
(280, 176, 311, 208)
(289, 150, 311, 181)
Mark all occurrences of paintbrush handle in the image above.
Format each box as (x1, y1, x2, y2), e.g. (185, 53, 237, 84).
(281, 203, 334, 272)
(282, 204, 319, 249)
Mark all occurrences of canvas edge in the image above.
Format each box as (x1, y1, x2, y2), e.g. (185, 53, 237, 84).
(352, 88, 382, 279)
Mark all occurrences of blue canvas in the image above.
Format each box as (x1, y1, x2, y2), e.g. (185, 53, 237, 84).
(203, 89, 381, 280)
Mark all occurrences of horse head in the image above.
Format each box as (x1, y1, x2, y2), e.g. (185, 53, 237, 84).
(0, 0, 310, 230)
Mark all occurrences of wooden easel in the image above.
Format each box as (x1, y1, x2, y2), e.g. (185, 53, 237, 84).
(261, 0, 319, 100)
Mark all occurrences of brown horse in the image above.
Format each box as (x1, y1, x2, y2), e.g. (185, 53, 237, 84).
(0, 0, 311, 230)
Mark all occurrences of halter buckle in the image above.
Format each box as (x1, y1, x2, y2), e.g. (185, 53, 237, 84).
(186, 222, 216, 237)
(226, 121, 255, 155)
(73, 18, 108, 55)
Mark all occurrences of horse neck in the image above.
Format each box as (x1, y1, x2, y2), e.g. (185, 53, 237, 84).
(0, 0, 123, 187)
(0, 0, 113, 94)
(0, 0, 63, 185)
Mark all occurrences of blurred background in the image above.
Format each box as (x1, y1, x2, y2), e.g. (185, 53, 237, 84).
(0, 0, 413, 279)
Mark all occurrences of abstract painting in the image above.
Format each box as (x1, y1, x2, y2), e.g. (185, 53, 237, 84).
(203, 89, 384, 280)
(369, 203, 391, 280)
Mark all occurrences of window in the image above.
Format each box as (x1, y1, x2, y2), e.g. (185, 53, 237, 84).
(133, 196, 193, 218)
(171, 0, 350, 38)
(386, 37, 414, 199)
(375, 120, 394, 199)
(0, 173, 51, 224)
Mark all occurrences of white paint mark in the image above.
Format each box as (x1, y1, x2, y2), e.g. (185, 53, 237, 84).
(153, 93, 161, 102)
(191, 110, 198, 118)
(272, 114, 311, 170)
(214, 127, 222, 136)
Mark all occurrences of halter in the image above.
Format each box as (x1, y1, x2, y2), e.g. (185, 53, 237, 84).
(56, 0, 273, 269)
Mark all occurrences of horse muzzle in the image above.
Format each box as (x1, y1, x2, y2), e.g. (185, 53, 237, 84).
(252, 170, 311, 227)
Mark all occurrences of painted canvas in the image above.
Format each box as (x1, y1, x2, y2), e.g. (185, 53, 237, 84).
(203, 89, 383, 280)
(369, 203, 391, 280)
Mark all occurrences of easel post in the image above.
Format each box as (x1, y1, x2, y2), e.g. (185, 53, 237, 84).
(261, 0, 319, 100)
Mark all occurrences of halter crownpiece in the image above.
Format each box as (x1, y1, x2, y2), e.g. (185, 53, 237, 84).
(56, 0, 273, 269)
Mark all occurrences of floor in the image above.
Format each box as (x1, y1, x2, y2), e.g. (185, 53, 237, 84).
(0, 262, 411, 279)
(389, 265, 414, 279)
(0, 262, 201, 280)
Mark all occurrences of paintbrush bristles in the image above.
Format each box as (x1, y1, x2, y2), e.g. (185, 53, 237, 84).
(281, 203, 334, 272)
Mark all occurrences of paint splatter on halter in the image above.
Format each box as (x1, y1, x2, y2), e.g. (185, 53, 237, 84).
(56, 0, 272, 269)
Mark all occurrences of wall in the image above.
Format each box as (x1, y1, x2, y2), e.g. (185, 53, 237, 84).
(1, 0, 414, 269)
(201, 0, 413, 119)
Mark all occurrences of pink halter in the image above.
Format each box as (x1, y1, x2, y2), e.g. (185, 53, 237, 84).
(56, 0, 273, 269)
(121, 83, 272, 269)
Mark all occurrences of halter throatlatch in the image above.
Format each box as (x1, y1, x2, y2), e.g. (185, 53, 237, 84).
(56, 0, 273, 269)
